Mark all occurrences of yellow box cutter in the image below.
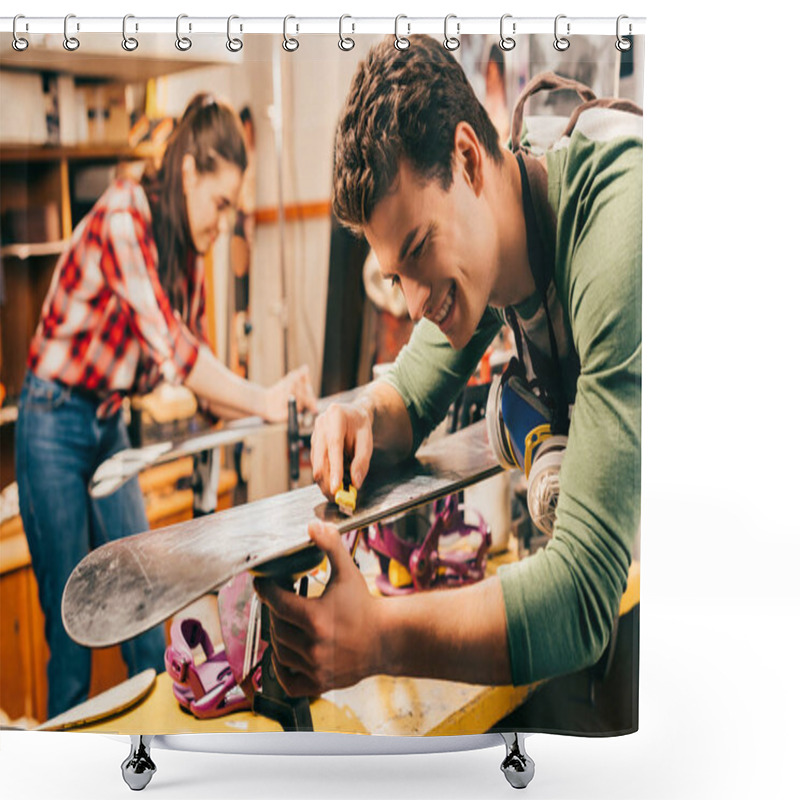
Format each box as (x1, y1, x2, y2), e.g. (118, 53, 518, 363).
(335, 475, 358, 516)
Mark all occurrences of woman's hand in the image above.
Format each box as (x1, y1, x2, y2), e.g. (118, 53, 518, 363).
(263, 364, 317, 421)
(311, 402, 374, 501)
(254, 520, 381, 697)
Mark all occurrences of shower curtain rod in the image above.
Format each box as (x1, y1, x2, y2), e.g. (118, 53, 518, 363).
(0, 16, 646, 37)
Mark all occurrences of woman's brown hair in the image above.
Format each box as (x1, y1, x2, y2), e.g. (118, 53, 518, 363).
(142, 94, 248, 318)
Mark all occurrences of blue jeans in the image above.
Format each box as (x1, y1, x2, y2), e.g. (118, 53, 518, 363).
(15, 371, 165, 719)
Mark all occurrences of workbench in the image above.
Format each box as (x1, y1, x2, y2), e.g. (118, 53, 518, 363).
(74, 556, 640, 737)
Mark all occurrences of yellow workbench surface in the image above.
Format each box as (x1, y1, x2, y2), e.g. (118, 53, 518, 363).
(77, 559, 640, 737)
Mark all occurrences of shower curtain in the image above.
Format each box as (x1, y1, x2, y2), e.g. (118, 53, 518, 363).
(0, 22, 642, 741)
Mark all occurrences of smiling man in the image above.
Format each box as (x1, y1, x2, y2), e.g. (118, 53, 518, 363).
(257, 35, 642, 706)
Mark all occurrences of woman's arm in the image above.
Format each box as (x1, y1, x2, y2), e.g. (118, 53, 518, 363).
(186, 345, 316, 422)
(103, 201, 315, 421)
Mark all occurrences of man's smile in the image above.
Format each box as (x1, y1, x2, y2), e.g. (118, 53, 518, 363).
(428, 282, 456, 328)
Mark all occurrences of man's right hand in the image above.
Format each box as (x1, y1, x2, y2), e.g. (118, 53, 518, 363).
(310, 402, 374, 501)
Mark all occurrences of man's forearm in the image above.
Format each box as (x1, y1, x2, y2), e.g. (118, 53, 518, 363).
(355, 381, 415, 464)
(374, 575, 512, 685)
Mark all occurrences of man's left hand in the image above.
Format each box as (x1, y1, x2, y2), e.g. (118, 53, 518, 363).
(254, 519, 381, 697)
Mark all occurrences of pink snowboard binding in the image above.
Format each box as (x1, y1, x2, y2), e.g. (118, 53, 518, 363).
(366, 493, 491, 595)
(164, 617, 250, 719)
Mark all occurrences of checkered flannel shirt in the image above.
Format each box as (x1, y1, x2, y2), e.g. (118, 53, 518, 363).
(28, 179, 208, 418)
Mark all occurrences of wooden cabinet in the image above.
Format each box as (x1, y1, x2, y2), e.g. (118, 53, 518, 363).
(0, 526, 48, 723)
(0, 462, 237, 725)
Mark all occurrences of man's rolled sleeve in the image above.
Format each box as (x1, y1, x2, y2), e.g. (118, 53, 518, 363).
(380, 310, 502, 451)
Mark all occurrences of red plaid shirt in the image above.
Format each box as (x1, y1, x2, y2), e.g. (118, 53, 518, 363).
(28, 179, 208, 418)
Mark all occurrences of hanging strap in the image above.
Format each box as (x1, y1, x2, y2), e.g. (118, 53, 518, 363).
(510, 70, 642, 152)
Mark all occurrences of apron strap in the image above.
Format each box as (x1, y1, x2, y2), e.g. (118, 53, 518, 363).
(513, 152, 569, 434)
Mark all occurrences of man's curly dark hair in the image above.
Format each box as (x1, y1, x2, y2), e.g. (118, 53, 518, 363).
(332, 35, 503, 232)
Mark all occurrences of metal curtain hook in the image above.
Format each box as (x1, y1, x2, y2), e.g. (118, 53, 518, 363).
(443, 14, 460, 51)
(616, 15, 632, 52)
(339, 15, 355, 51)
(12, 14, 29, 51)
(283, 15, 299, 52)
(122, 14, 138, 52)
(499, 14, 515, 51)
(176, 14, 192, 51)
(394, 15, 410, 51)
(554, 14, 570, 51)
(63, 14, 80, 51)
(227, 15, 243, 52)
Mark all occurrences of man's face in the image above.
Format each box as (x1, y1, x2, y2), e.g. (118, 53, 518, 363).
(364, 158, 497, 351)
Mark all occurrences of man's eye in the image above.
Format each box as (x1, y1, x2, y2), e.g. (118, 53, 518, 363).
(411, 241, 425, 260)
(390, 275, 400, 287)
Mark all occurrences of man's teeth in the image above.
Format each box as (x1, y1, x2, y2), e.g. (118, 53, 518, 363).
(433, 286, 455, 324)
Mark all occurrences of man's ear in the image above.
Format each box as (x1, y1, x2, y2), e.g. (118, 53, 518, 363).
(453, 121, 484, 197)
(181, 154, 197, 191)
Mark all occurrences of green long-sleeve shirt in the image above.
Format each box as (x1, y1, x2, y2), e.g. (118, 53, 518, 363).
(381, 108, 642, 685)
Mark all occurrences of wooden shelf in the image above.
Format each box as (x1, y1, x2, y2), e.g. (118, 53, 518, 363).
(0, 407, 18, 427)
(0, 240, 68, 260)
(0, 35, 228, 84)
(0, 143, 161, 164)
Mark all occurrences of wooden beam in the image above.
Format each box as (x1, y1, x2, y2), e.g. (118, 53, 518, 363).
(254, 200, 331, 226)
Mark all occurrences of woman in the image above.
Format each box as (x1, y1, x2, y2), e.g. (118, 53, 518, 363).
(15, 94, 316, 719)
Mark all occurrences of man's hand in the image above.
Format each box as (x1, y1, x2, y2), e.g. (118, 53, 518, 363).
(311, 402, 374, 501)
(254, 520, 380, 697)
(264, 365, 318, 421)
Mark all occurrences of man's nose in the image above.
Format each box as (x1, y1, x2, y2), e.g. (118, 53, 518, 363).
(401, 277, 429, 323)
